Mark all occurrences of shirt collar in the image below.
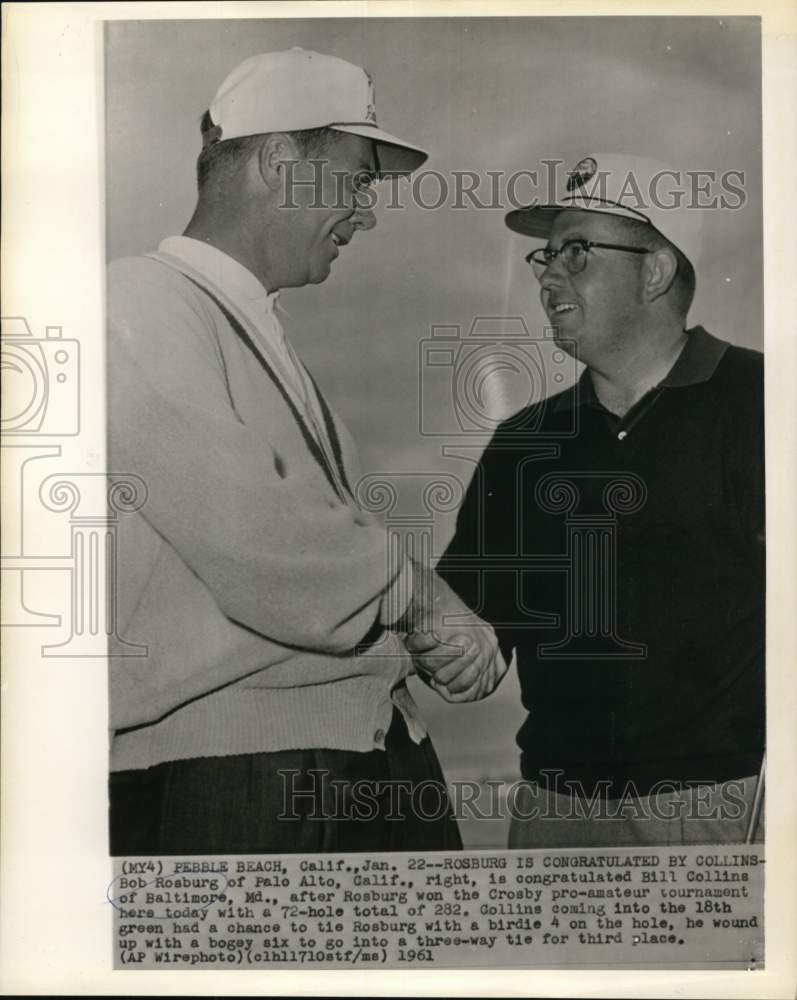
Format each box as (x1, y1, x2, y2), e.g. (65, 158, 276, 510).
(553, 326, 728, 412)
(159, 236, 281, 315)
(660, 326, 728, 387)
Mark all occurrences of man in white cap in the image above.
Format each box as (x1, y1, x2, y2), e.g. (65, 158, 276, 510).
(107, 49, 506, 854)
(438, 154, 764, 846)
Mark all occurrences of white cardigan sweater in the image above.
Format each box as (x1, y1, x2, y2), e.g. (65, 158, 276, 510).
(107, 248, 421, 772)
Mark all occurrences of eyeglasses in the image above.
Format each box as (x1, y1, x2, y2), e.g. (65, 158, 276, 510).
(526, 238, 650, 279)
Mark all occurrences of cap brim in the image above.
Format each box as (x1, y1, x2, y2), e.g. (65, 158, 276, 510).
(331, 124, 428, 177)
(506, 200, 650, 239)
(505, 205, 564, 239)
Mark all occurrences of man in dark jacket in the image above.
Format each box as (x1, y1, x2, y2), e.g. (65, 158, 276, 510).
(438, 154, 764, 847)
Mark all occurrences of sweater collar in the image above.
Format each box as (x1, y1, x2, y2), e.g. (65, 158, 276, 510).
(159, 236, 281, 315)
(554, 326, 728, 412)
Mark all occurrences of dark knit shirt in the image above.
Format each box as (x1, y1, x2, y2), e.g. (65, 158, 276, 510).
(438, 327, 764, 796)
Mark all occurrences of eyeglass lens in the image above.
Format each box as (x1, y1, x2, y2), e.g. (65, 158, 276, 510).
(531, 241, 589, 278)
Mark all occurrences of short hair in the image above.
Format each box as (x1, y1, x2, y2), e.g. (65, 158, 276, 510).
(609, 215, 696, 317)
(195, 110, 335, 193)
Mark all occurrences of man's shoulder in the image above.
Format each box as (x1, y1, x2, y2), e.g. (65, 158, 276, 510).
(108, 254, 214, 331)
(719, 339, 764, 377)
(109, 253, 195, 299)
(712, 336, 764, 405)
(474, 385, 578, 475)
(491, 384, 579, 440)
(693, 333, 763, 442)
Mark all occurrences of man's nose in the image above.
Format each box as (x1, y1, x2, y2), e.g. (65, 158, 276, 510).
(539, 257, 569, 290)
(539, 264, 569, 311)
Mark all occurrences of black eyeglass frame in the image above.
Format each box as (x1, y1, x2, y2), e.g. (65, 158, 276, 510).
(525, 238, 650, 276)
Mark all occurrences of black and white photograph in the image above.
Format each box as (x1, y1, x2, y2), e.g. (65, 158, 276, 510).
(1, 2, 796, 995)
(106, 16, 764, 853)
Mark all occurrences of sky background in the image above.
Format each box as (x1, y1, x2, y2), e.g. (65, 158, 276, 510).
(106, 16, 762, 846)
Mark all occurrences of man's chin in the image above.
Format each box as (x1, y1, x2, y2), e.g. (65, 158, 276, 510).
(308, 263, 333, 285)
(548, 326, 580, 356)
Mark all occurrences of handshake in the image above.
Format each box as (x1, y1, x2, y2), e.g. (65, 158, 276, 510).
(395, 560, 508, 703)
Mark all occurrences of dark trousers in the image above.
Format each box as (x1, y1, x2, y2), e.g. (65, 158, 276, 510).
(110, 709, 462, 854)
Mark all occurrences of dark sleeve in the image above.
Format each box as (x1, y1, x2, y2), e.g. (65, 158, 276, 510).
(435, 459, 484, 611)
(436, 443, 518, 662)
(726, 351, 765, 551)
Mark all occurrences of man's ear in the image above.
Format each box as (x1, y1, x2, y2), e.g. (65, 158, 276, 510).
(257, 133, 300, 192)
(643, 247, 678, 303)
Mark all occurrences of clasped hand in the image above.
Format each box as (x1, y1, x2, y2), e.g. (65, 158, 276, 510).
(402, 570, 508, 702)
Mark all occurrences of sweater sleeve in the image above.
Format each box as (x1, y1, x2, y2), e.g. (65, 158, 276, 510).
(107, 257, 410, 653)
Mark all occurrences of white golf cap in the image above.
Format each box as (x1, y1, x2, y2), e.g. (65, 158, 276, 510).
(506, 153, 704, 264)
(205, 48, 428, 177)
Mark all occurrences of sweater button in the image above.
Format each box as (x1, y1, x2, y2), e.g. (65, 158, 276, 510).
(374, 728, 385, 744)
(617, 430, 628, 440)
